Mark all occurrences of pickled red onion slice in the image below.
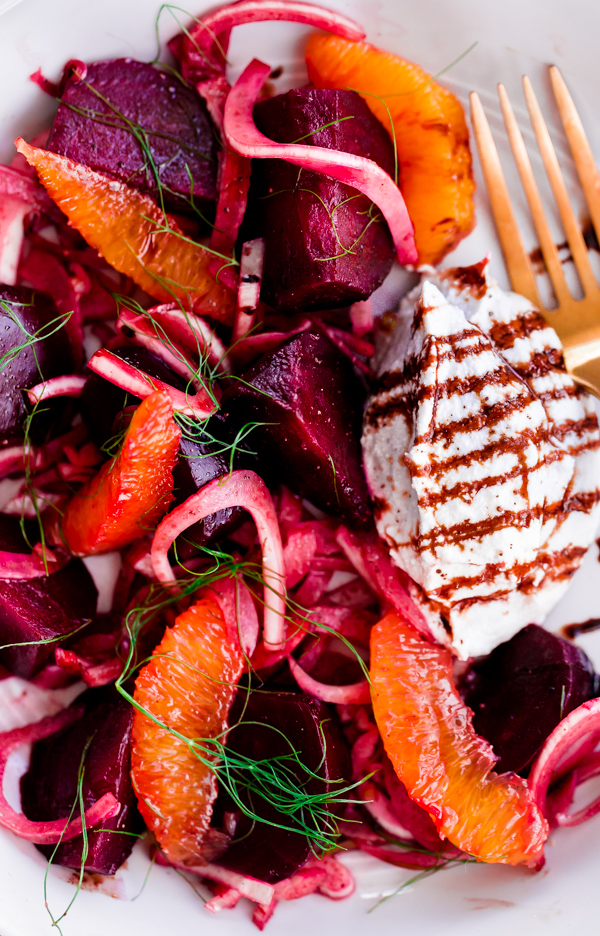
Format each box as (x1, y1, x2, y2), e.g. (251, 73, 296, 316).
(288, 655, 371, 704)
(0, 546, 64, 580)
(151, 470, 286, 646)
(27, 375, 87, 405)
(529, 698, 600, 827)
(223, 58, 417, 266)
(208, 575, 260, 657)
(0, 708, 119, 843)
(87, 348, 216, 419)
(177, 0, 365, 80)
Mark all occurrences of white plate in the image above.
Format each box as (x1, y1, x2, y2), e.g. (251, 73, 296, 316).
(1, 0, 600, 933)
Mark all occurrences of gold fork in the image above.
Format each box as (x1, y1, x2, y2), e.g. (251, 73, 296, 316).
(469, 67, 600, 398)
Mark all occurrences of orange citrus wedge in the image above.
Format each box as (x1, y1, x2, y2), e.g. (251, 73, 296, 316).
(370, 611, 548, 865)
(305, 36, 475, 265)
(62, 390, 180, 555)
(131, 593, 243, 865)
(15, 138, 236, 322)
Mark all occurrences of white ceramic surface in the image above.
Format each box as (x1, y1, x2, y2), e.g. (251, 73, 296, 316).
(1, 0, 599, 933)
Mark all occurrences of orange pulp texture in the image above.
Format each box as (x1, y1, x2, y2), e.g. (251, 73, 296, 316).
(370, 612, 549, 865)
(131, 594, 244, 865)
(15, 139, 236, 323)
(305, 36, 476, 266)
(62, 390, 180, 556)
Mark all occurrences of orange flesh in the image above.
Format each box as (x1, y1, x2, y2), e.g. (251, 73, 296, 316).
(15, 138, 235, 322)
(370, 612, 549, 864)
(131, 594, 243, 865)
(305, 36, 476, 265)
(62, 390, 180, 555)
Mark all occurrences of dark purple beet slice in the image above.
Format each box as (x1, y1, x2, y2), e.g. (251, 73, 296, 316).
(0, 517, 98, 678)
(221, 331, 371, 525)
(172, 413, 250, 550)
(21, 686, 141, 874)
(47, 59, 217, 213)
(213, 690, 351, 883)
(248, 88, 395, 312)
(80, 344, 186, 450)
(0, 285, 74, 444)
(461, 624, 598, 774)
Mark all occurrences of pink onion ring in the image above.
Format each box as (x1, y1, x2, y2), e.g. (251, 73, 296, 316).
(27, 374, 87, 405)
(179, 0, 365, 79)
(223, 58, 417, 266)
(205, 886, 242, 913)
(287, 654, 371, 704)
(272, 865, 326, 900)
(0, 546, 64, 580)
(208, 575, 260, 656)
(196, 76, 230, 133)
(142, 304, 231, 374)
(116, 308, 206, 393)
(312, 854, 355, 899)
(0, 164, 60, 216)
(0, 708, 119, 843)
(359, 783, 414, 841)
(87, 348, 216, 419)
(554, 750, 600, 827)
(155, 851, 274, 904)
(529, 698, 600, 824)
(0, 426, 87, 481)
(151, 470, 286, 646)
(208, 149, 252, 290)
(250, 626, 305, 670)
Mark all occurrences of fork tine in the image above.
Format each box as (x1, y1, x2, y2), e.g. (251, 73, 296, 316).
(522, 75, 599, 298)
(469, 91, 541, 308)
(549, 65, 600, 251)
(497, 83, 571, 307)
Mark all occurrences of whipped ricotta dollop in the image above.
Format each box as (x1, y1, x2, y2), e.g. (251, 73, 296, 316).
(362, 261, 600, 659)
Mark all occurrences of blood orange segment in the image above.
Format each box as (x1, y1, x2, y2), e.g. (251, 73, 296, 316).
(370, 612, 549, 865)
(62, 390, 180, 555)
(305, 36, 475, 266)
(131, 594, 244, 865)
(15, 138, 236, 323)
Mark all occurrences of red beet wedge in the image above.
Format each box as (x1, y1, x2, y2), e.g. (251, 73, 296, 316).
(221, 331, 371, 525)
(48, 59, 217, 213)
(213, 690, 351, 883)
(461, 624, 598, 774)
(0, 516, 97, 678)
(248, 88, 395, 312)
(172, 412, 257, 550)
(0, 285, 74, 444)
(21, 687, 141, 874)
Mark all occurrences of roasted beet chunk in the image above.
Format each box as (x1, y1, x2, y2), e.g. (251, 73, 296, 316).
(0, 285, 73, 444)
(222, 331, 371, 524)
(248, 88, 395, 312)
(21, 687, 140, 874)
(172, 413, 255, 549)
(462, 624, 598, 774)
(214, 690, 350, 883)
(80, 344, 186, 450)
(48, 59, 217, 213)
(0, 517, 98, 678)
